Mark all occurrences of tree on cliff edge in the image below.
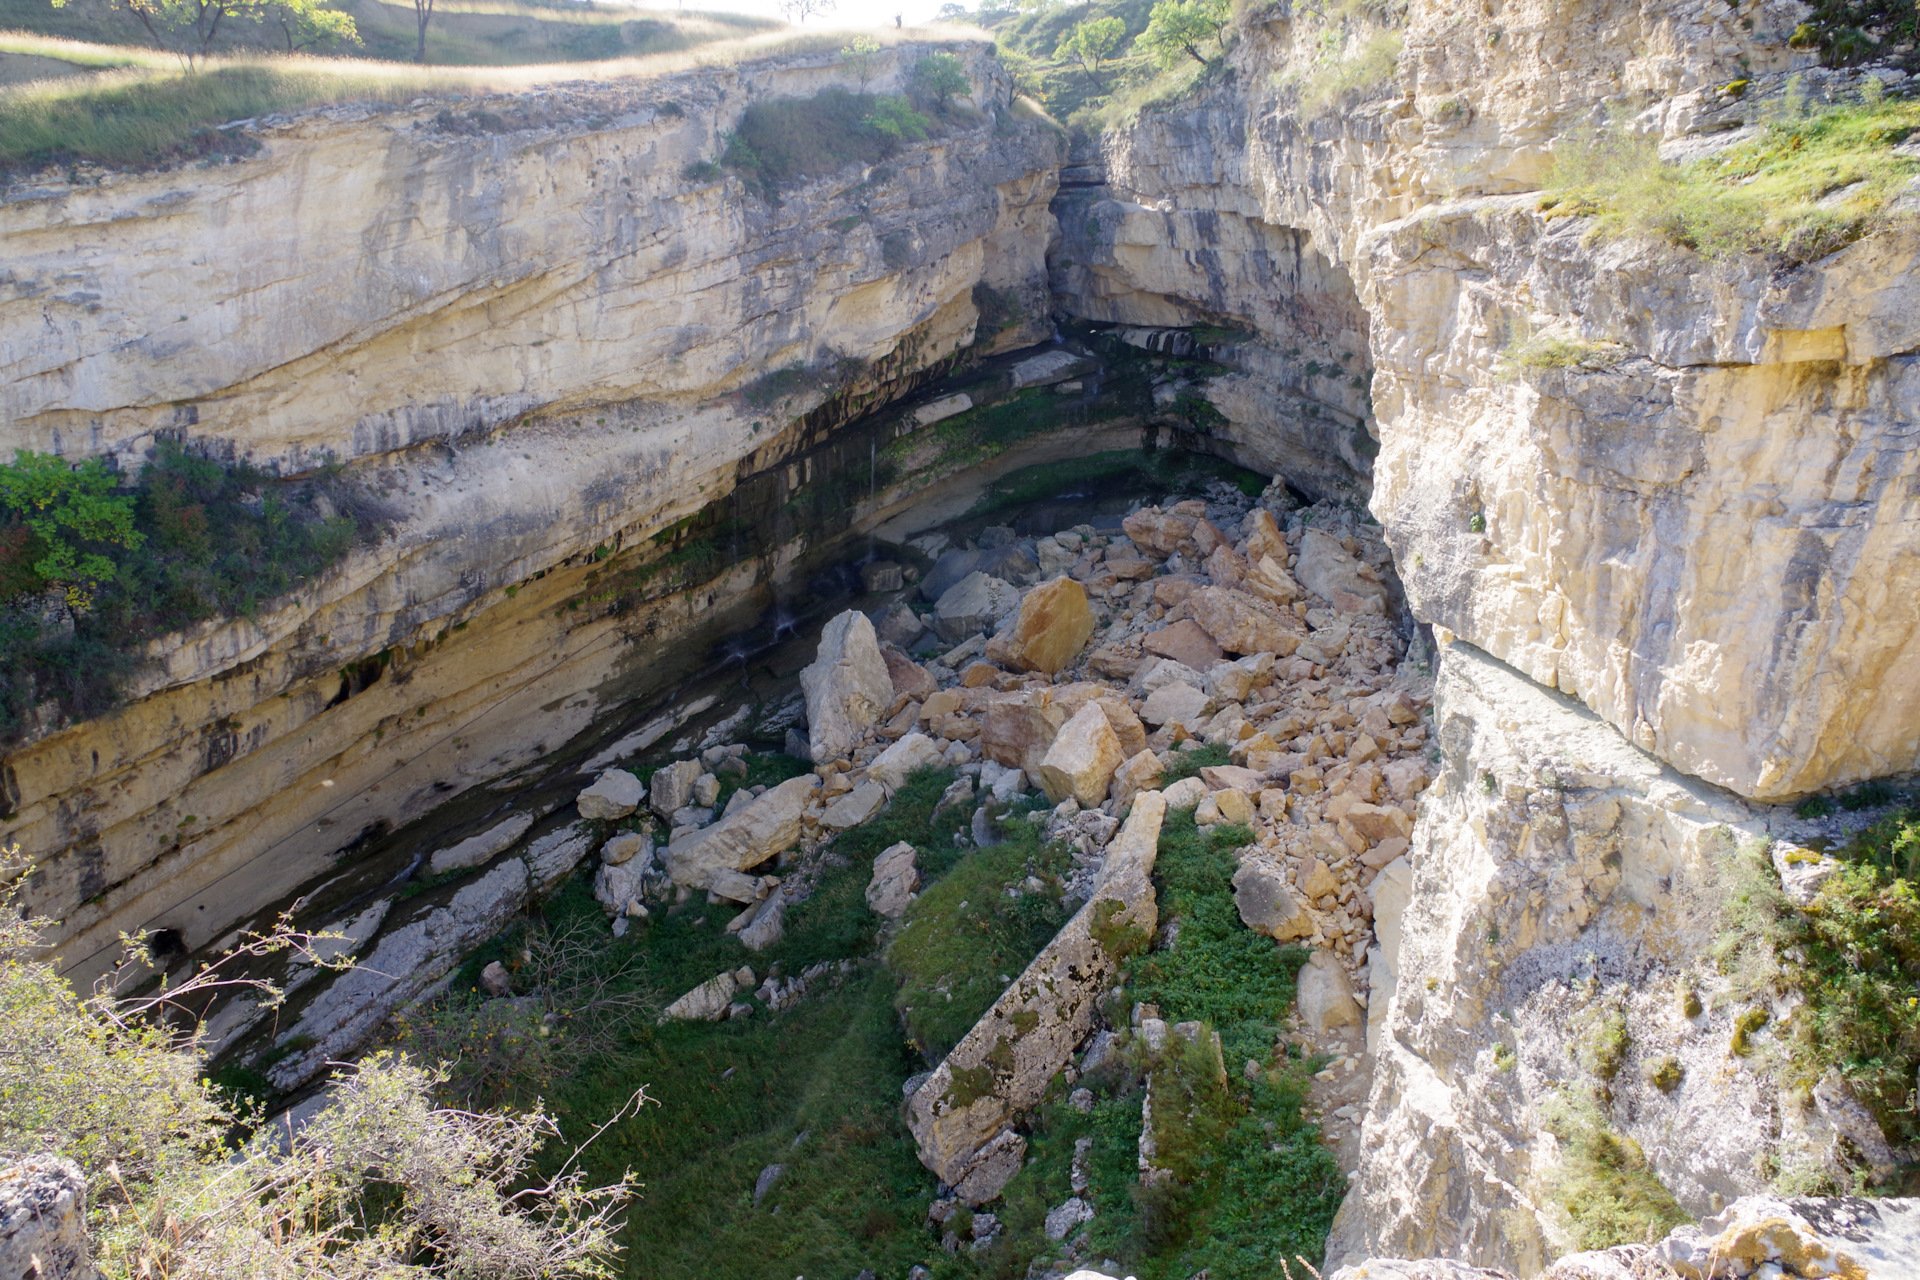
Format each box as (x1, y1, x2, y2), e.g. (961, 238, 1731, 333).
(1138, 0, 1230, 68)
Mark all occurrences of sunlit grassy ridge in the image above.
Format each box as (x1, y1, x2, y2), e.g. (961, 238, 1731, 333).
(0, 24, 986, 176)
(1542, 91, 1920, 261)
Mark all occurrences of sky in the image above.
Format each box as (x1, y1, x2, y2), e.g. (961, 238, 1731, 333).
(630, 0, 966, 36)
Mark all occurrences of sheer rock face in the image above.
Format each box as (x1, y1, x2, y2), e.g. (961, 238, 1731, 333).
(0, 41, 1064, 982)
(1329, 644, 1854, 1271)
(1051, 0, 1919, 801)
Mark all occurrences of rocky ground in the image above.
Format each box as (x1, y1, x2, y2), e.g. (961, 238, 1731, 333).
(559, 475, 1434, 1246)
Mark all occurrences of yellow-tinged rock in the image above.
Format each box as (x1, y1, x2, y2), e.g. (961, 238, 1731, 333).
(987, 577, 1095, 675)
(1038, 702, 1126, 806)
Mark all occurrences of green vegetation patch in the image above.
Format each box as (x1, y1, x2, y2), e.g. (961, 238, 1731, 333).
(0, 444, 384, 741)
(964, 811, 1341, 1278)
(1712, 810, 1920, 1168)
(1543, 91, 1920, 262)
(1162, 743, 1231, 785)
(1540, 1091, 1691, 1249)
(890, 801, 1073, 1061)
(719, 84, 937, 199)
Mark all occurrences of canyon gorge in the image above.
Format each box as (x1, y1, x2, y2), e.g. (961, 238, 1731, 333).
(1, 0, 1918, 1276)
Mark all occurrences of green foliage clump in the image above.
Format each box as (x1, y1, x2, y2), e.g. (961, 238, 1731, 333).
(0, 449, 142, 607)
(1137, 0, 1229, 69)
(910, 50, 971, 111)
(1791, 0, 1918, 70)
(1289, 29, 1403, 116)
(1163, 742, 1231, 784)
(1497, 332, 1627, 378)
(1055, 14, 1125, 86)
(0, 443, 380, 741)
(1648, 1056, 1684, 1092)
(1540, 1092, 1691, 1249)
(1581, 1007, 1631, 1083)
(1543, 92, 1920, 262)
(1708, 811, 1920, 1159)
(720, 87, 940, 199)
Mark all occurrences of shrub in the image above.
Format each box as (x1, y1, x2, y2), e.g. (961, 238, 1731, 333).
(0, 869, 634, 1278)
(864, 94, 931, 142)
(1581, 1007, 1631, 1083)
(0, 443, 383, 741)
(0, 450, 142, 608)
(1540, 1092, 1691, 1248)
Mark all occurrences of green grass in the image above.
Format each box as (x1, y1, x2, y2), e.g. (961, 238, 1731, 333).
(1497, 333, 1626, 379)
(1540, 1091, 1691, 1249)
(1163, 743, 1230, 784)
(719, 86, 935, 199)
(890, 805, 1073, 1060)
(1708, 811, 1920, 1178)
(0, 24, 969, 176)
(1543, 92, 1920, 262)
(1287, 29, 1402, 118)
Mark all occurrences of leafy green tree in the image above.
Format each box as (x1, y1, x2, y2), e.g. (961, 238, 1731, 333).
(911, 51, 971, 112)
(53, 0, 360, 64)
(842, 33, 882, 92)
(1138, 0, 1230, 68)
(1055, 15, 1126, 87)
(865, 94, 931, 142)
(0, 451, 141, 610)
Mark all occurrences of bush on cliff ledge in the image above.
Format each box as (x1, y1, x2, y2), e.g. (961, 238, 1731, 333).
(0, 443, 386, 742)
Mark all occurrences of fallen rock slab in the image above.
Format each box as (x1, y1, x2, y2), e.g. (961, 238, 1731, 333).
(662, 774, 819, 890)
(867, 841, 920, 918)
(907, 792, 1167, 1205)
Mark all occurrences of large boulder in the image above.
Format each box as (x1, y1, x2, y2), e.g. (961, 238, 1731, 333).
(576, 768, 645, 820)
(1037, 702, 1126, 807)
(800, 610, 895, 764)
(1187, 586, 1302, 657)
(980, 695, 1070, 785)
(987, 577, 1095, 674)
(1139, 681, 1212, 730)
(933, 572, 1021, 642)
(650, 759, 704, 819)
(1122, 502, 1225, 559)
(1232, 860, 1314, 941)
(1297, 950, 1363, 1035)
(1295, 528, 1391, 615)
(660, 970, 743, 1023)
(1144, 619, 1224, 671)
(868, 731, 946, 791)
(661, 774, 819, 890)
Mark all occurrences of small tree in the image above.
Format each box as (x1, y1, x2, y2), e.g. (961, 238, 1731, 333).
(842, 33, 882, 92)
(1054, 15, 1125, 87)
(0, 451, 141, 611)
(779, 0, 836, 23)
(274, 0, 358, 51)
(1138, 0, 1230, 68)
(911, 51, 971, 112)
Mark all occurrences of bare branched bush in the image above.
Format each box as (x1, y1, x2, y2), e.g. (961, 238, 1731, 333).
(0, 846, 641, 1278)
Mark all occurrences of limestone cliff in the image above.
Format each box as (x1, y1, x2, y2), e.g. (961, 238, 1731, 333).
(1053, 0, 1920, 803)
(0, 38, 1064, 980)
(1047, 0, 1920, 1269)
